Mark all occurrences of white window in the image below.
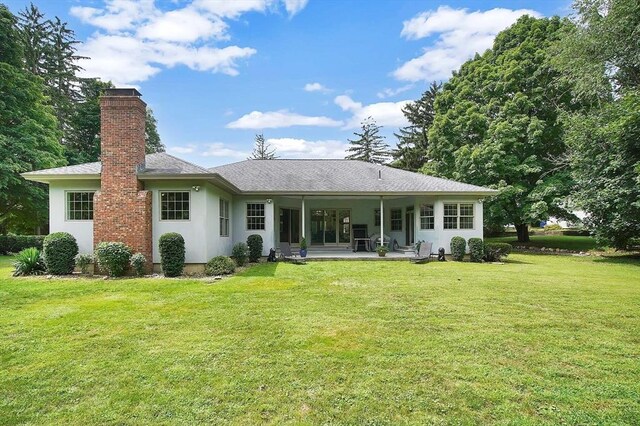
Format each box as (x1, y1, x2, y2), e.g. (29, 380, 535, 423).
(160, 191, 190, 221)
(220, 199, 230, 237)
(66, 191, 95, 221)
(420, 204, 434, 230)
(390, 209, 402, 231)
(443, 203, 474, 230)
(247, 203, 265, 230)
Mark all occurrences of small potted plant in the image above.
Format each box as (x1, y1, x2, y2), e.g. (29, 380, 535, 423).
(376, 245, 389, 257)
(299, 237, 308, 258)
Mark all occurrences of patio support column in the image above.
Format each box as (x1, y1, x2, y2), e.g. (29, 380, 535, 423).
(380, 196, 384, 247)
(301, 196, 306, 243)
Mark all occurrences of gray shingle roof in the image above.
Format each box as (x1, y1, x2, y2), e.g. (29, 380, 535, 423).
(210, 159, 496, 194)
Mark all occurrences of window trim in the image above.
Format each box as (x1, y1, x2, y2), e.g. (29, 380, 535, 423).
(220, 199, 230, 237)
(443, 202, 475, 230)
(390, 208, 402, 231)
(159, 190, 191, 222)
(65, 190, 96, 222)
(246, 202, 266, 231)
(419, 204, 434, 230)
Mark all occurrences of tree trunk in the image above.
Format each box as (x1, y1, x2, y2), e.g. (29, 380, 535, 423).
(515, 223, 530, 242)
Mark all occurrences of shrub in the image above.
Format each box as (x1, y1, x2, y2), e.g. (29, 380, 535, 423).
(247, 234, 263, 262)
(232, 242, 249, 267)
(450, 236, 466, 261)
(0, 235, 46, 255)
(13, 248, 46, 276)
(468, 238, 484, 263)
(484, 242, 512, 262)
(205, 256, 236, 276)
(42, 232, 78, 275)
(75, 253, 93, 274)
(159, 232, 185, 277)
(130, 253, 147, 277)
(95, 242, 132, 277)
(544, 223, 563, 231)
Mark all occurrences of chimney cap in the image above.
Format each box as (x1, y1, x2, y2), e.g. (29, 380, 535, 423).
(104, 88, 142, 97)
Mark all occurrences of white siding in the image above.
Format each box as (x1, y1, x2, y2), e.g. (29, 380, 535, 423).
(49, 180, 101, 255)
(231, 196, 275, 256)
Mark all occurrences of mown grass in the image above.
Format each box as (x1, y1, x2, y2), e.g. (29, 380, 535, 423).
(1, 254, 639, 425)
(486, 235, 602, 251)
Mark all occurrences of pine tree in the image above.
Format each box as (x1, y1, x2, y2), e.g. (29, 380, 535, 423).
(345, 117, 390, 164)
(392, 82, 441, 171)
(249, 133, 277, 159)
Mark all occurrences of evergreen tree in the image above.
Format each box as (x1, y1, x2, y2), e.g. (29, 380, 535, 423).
(249, 133, 277, 159)
(345, 117, 390, 164)
(392, 82, 441, 171)
(0, 4, 66, 233)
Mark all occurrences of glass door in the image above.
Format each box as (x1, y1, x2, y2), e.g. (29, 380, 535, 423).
(311, 210, 324, 245)
(338, 209, 351, 244)
(309, 209, 351, 245)
(324, 210, 337, 245)
(279, 208, 300, 244)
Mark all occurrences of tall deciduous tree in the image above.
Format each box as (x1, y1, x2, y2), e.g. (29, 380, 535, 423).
(0, 4, 66, 233)
(425, 16, 580, 242)
(249, 133, 277, 159)
(345, 117, 390, 164)
(392, 82, 441, 172)
(553, 0, 640, 248)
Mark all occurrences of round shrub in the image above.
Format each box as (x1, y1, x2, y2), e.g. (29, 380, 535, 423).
(468, 238, 484, 263)
(43, 232, 79, 275)
(232, 242, 249, 267)
(13, 247, 46, 276)
(75, 253, 93, 274)
(159, 232, 185, 277)
(450, 236, 466, 261)
(247, 234, 263, 262)
(130, 252, 147, 277)
(484, 242, 512, 262)
(205, 256, 236, 276)
(95, 242, 132, 277)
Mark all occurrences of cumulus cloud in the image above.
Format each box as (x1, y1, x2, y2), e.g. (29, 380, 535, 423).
(334, 95, 410, 129)
(202, 142, 250, 159)
(267, 137, 348, 158)
(304, 82, 331, 93)
(168, 144, 197, 155)
(377, 84, 414, 99)
(394, 6, 541, 81)
(227, 110, 343, 129)
(70, 0, 309, 85)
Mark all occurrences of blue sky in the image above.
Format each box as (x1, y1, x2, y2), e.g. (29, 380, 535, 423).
(5, 0, 571, 167)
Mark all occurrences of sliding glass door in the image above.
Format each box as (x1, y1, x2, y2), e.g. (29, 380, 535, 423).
(279, 208, 300, 244)
(310, 209, 351, 245)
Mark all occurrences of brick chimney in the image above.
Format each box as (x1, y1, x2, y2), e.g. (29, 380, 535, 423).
(93, 88, 152, 271)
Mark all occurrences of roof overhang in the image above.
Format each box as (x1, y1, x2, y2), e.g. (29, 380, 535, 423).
(236, 190, 498, 197)
(21, 173, 101, 184)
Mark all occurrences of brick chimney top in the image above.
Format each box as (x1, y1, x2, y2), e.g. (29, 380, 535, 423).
(104, 88, 142, 97)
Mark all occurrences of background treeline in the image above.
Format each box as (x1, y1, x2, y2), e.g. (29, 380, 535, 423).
(0, 3, 164, 235)
(383, 0, 638, 249)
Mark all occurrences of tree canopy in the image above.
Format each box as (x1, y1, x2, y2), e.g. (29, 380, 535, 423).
(249, 133, 277, 160)
(345, 117, 390, 164)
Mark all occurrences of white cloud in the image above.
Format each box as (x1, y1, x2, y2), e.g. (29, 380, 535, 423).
(267, 137, 348, 158)
(394, 6, 541, 81)
(377, 84, 414, 99)
(168, 144, 197, 154)
(227, 110, 343, 129)
(202, 142, 249, 159)
(334, 95, 410, 129)
(304, 82, 331, 93)
(70, 0, 308, 85)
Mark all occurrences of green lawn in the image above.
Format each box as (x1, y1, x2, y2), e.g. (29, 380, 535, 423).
(1, 255, 639, 425)
(486, 234, 602, 252)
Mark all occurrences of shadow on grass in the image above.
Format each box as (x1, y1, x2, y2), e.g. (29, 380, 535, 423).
(593, 254, 640, 266)
(237, 262, 279, 277)
(503, 259, 533, 265)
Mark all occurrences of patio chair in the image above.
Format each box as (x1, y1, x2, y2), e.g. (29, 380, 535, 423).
(279, 242, 305, 264)
(410, 241, 434, 263)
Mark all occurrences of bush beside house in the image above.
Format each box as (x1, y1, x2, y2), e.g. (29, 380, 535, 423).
(450, 237, 466, 261)
(95, 242, 132, 277)
(468, 238, 484, 262)
(42, 232, 78, 275)
(247, 235, 263, 262)
(130, 253, 147, 277)
(484, 243, 512, 262)
(12, 247, 46, 276)
(232, 242, 249, 266)
(159, 232, 185, 277)
(205, 256, 236, 276)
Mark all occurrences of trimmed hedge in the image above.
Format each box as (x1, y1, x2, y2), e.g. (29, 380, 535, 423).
(232, 242, 249, 267)
(484, 242, 512, 262)
(450, 236, 466, 261)
(205, 256, 236, 276)
(468, 238, 484, 263)
(159, 232, 185, 277)
(95, 242, 132, 277)
(130, 253, 147, 277)
(247, 234, 263, 262)
(43, 232, 79, 275)
(0, 235, 46, 255)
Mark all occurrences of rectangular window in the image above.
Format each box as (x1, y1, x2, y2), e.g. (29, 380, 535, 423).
(420, 204, 434, 230)
(160, 191, 190, 220)
(247, 203, 265, 230)
(66, 191, 95, 221)
(390, 208, 402, 231)
(374, 209, 380, 226)
(443, 203, 474, 230)
(220, 199, 230, 237)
